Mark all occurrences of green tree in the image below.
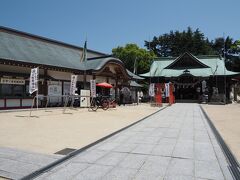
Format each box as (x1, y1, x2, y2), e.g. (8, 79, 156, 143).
(230, 40, 240, 54)
(145, 27, 214, 57)
(211, 36, 234, 54)
(112, 44, 155, 74)
(225, 39, 240, 72)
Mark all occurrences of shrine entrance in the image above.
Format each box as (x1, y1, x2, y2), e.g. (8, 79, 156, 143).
(173, 74, 201, 100)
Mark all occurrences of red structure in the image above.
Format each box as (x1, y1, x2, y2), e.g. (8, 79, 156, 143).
(154, 83, 175, 105)
(169, 83, 175, 105)
(155, 83, 162, 106)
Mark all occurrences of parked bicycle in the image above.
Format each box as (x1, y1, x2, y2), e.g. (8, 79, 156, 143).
(90, 95, 109, 111)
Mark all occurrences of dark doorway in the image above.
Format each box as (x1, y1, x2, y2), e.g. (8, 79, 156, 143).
(173, 74, 201, 100)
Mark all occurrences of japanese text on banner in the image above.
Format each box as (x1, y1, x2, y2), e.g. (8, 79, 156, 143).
(70, 75, 78, 95)
(29, 67, 39, 94)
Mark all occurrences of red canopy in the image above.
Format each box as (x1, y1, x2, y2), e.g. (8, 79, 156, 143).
(96, 82, 113, 88)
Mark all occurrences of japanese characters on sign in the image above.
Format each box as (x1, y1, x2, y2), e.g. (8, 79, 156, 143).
(70, 75, 78, 95)
(0, 78, 25, 85)
(90, 80, 96, 97)
(29, 67, 39, 94)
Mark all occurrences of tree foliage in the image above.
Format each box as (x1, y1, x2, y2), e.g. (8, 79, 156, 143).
(211, 36, 234, 55)
(145, 27, 214, 57)
(229, 40, 240, 54)
(144, 27, 239, 57)
(112, 28, 240, 74)
(112, 44, 155, 74)
(225, 40, 240, 72)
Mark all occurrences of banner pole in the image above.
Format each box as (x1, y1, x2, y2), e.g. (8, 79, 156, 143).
(37, 67, 39, 110)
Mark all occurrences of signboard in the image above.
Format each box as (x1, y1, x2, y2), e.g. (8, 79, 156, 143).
(0, 78, 25, 85)
(149, 83, 155, 97)
(70, 75, 78, 95)
(29, 67, 39, 94)
(48, 85, 62, 96)
(80, 89, 90, 107)
(48, 81, 62, 103)
(90, 80, 96, 97)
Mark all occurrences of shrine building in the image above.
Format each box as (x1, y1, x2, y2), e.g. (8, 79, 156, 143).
(0, 26, 141, 109)
(140, 52, 239, 103)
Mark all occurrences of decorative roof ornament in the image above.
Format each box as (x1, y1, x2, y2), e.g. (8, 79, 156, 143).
(183, 69, 190, 74)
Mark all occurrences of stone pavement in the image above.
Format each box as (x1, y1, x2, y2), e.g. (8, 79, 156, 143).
(32, 104, 233, 180)
(0, 147, 61, 179)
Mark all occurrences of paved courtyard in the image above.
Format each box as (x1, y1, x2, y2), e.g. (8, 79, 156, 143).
(0, 104, 159, 155)
(0, 147, 61, 179)
(202, 103, 240, 162)
(29, 103, 233, 180)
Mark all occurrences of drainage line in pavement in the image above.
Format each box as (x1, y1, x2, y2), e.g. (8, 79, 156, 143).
(200, 106, 240, 180)
(20, 106, 168, 180)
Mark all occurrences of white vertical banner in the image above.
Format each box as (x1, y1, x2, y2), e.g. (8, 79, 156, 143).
(149, 83, 155, 97)
(165, 83, 170, 97)
(90, 79, 96, 97)
(70, 75, 78, 95)
(29, 67, 39, 94)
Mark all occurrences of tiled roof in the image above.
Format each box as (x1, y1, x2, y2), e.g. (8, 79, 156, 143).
(0, 28, 105, 70)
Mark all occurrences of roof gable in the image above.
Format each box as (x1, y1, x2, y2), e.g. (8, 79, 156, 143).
(164, 52, 209, 69)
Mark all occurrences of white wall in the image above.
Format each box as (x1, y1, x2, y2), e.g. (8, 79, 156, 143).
(6, 99, 20, 107)
(0, 99, 4, 107)
(22, 99, 33, 107)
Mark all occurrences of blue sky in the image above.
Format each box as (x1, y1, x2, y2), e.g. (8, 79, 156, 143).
(1, 0, 239, 54)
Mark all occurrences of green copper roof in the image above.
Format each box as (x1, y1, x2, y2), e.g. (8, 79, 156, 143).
(140, 53, 239, 77)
